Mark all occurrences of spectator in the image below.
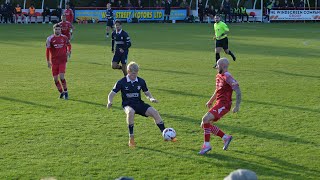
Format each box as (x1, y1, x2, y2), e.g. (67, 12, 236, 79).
(173, 0, 180, 7)
(117, 0, 123, 7)
(52, 5, 62, 22)
(240, 5, 248, 22)
(224, 169, 257, 180)
(155, 0, 162, 7)
(126, 0, 133, 8)
(137, 0, 143, 8)
(198, 0, 204, 22)
(14, 4, 24, 23)
(180, 0, 188, 8)
(289, 1, 295, 8)
(4, 0, 14, 23)
(273, 0, 280, 8)
(264, 0, 273, 22)
(223, 0, 232, 23)
(42, 6, 51, 24)
(28, 4, 37, 23)
(164, 0, 171, 23)
(283, 0, 289, 8)
(298, 0, 305, 7)
(110, 0, 116, 7)
(0, 4, 4, 23)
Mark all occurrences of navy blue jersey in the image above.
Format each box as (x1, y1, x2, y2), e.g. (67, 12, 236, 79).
(106, 8, 114, 20)
(111, 29, 131, 52)
(112, 76, 149, 107)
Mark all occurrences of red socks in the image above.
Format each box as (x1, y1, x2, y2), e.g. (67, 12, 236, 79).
(210, 125, 225, 138)
(55, 81, 63, 93)
(61, 79, 67, 92)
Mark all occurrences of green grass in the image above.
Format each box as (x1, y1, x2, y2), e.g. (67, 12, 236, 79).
(0, 22, 319, 179)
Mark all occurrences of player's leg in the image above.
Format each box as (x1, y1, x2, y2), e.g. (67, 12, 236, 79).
(120, 53, 128, 76)
(199, 112, 215, 154)
(145, 106, 166, 133)
(106, 25, 110, 38)
(223, 38, 236, 61)
(58, 63, 68, 99)
(112, 55, 122, 70)
(51, 64, 64, 98)
(209, 103, 233, 150)
(124, 106, 136, 147)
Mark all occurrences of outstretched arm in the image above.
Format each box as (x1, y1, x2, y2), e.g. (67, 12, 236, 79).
(144, 91, 158, 103)
(232, 87, 241, 113)
(107, 91, 117, 108)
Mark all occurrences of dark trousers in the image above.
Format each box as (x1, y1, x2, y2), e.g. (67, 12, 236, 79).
(224, 11, 232, 22)
(42, 12, 51, 22)
(241, 14, 249, 22)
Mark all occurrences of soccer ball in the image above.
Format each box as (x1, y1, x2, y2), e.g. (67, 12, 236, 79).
(162, 128, 176, 141)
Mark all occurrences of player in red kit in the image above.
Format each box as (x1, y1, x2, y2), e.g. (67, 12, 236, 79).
(199, 58, 242, 155)
(64, 4, 74, 23)
(58, 14, 73, 41)
(46, 24, 72, 99)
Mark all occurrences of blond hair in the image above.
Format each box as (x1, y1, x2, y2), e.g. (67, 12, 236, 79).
(127, 62, 139, 72)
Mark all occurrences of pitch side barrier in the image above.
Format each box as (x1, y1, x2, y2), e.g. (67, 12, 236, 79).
(74, 7, 189, 22)
(269, 7, 320, 21)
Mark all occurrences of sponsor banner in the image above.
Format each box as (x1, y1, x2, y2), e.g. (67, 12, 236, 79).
(270, 10, 320, 20)
(75, 9, 187, 21)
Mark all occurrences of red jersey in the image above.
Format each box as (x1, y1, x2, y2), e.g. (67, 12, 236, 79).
(64, 8, 74, 23)
(58, 21, 73, 38)
(215, 72, 239, 103)
(46, 34, 70, 64)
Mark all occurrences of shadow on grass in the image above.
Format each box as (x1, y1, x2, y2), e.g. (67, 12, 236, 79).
(233, 150, 320, 178)
(0, 96, 52, 108)
(142, 68, 208, 77)
(69, 99, 123, 110)
(271, 70, 320, 79)
(155, 88, 320, 114)
(205, 152, 318, 179)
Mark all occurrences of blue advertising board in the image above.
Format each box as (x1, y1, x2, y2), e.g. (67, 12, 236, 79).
(75, 9, 187, 21)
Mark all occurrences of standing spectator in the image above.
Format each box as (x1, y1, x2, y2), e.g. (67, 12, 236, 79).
(28, 4, 37, 23)
(4, 0, 14, 24)
(137, 0, 143, 8)
(264, 0, 274, 23)
(283, 0, 289, 8)
(173, 0, 180, 7)
(117, 0, 123, 7)
(240, 5, 249, 22)
(126, 0, 133, 9)
(273, 0, 280, 8)
(155, 0, 162, 7)
(223, 0, 231, 23)
(0, 4, 4, 23)
(14, 4, 25, 23)
(289, 1, 295, 8)
(64, 4, 74, 23)
(180, 0, 188, 8)
(298, 0, 305, 8)
(164, 0, 171, 23)
(198, 0, 204, 22)
(42, 6, 51, 24)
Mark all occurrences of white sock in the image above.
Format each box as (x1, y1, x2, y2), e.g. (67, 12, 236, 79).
(204, 142, 210, 147)
(222, 134, 228, 141)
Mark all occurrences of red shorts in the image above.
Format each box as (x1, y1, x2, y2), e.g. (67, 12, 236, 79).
(51, 63, 66, 76)
(208, 101, 231, 121)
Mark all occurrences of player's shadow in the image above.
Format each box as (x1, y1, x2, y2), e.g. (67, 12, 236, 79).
(142, 68, 207, 77)
(233, 150, 320, 178)
(0, 96, 52, 108)
(270, 70, 320, 79)
(69, 99, 123, 110)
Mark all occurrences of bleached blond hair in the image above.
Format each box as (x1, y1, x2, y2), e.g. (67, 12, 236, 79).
(127, 62, 139, 72)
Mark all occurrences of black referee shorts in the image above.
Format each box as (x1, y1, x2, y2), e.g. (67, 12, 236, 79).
(216, 37, 229, 50)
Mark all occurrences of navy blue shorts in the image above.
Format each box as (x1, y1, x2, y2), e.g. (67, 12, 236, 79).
(112, 51, 128, 65)
(216, 37, 229, 50)
(124, 103, 151, 117)
(107, 20, 114, 27)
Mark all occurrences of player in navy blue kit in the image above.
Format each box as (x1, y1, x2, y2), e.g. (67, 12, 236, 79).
(107, 62, 172, 147)
(111, 20, 131, 76)
(106, 3, 114, 38)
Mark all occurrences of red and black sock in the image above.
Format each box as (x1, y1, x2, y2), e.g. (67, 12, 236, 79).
(55, 80, 63, 93)
(61, 79, 67, 92)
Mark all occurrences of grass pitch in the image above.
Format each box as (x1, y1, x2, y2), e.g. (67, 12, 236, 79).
(0, 22, 319, 179)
